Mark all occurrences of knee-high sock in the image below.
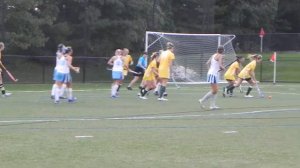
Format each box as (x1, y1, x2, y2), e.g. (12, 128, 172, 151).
(111, 84, 118, 96)
(159, 86, 166, 98)
(54, 85, 61, 101)
(67, 88, 73, 100)
(51, 84, 56, 96)
(210, 93, 217, 107)
(60, 84, 66, 97)
(201, 91, 213, 103)
(246, 86, 253, 95)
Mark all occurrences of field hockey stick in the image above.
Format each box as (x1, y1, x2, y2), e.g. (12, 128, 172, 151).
(5, 70, 18, 82)
(255, 83, 264, 98)
(171, 73, 180, 89)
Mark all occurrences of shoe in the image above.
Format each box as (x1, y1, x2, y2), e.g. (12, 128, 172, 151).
(139, 96, 148, 100)
(158, 97, 168, 101)
(68, 97, 77, 103)
(210, 105, 220, 110)
(163, 92, 168, 97)
(127, 86, 132, 90)
(198, 99, 206, 109)
(2, 93, 12, 98)
(59, 96, 67, 99)
(51, 95, 55, 99)
(111, 95, 117, 98)
(154, 91, 159, 96)
(244, 95, 254, 98)
(54, 100, 60, 104)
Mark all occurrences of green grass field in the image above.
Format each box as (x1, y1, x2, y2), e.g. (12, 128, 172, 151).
(1, 83, 300, 168)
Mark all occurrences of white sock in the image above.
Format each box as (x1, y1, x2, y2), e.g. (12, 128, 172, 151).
(201, 91, 213, 103)
(67, 88, 73, 100)
(210, 93, 217, 107)
(55, 86, 61, 102)
(60, 84, 66, 97)
(111, 84, 118, 96)
(51, 84, 56, 96)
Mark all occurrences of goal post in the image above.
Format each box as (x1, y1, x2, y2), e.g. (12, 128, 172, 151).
(145, 31, 237, 84)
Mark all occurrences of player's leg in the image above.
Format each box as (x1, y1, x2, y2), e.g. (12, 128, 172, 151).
(0, 72, 11, 97)
(158, 78, 168, 101)
(209, 83, 219, 109)
(244, 78, 254, 97)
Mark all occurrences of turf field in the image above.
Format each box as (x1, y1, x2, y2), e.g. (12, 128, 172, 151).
(1, 83, 300, 168)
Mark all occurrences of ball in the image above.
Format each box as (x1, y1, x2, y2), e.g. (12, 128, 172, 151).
(268, 95, 272, 99)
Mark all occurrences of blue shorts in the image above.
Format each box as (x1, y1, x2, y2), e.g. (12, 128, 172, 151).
(112, 71, 123, 80)
(54, 72, 72, 83)
(207, 74, 218, 84)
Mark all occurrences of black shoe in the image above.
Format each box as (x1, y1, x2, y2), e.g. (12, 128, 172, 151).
(127, 86, 132, 90)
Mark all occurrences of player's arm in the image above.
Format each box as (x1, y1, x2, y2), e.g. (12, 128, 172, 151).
(107, 56, 115, 66)
(206, 56, 212, 69)
(67, 56, 80, 73)
(218, 54, 225, 71)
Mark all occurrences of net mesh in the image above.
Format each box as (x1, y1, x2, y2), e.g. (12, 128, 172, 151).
(145, 32, 237, 83)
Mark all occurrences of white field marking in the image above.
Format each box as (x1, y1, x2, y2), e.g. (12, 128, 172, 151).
(107, 109, 300, 120)
(223, 130, 238, 134)
(75, 135, 94, 138)
(0, 109, 299, 124)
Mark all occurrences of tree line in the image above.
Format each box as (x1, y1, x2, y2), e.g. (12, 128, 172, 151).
(0, 0, 299, 56)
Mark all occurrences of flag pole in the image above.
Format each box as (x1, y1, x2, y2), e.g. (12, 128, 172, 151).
(260, 36, 263, 53)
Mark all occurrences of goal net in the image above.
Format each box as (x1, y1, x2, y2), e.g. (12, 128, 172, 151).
(145, 31, 236, 84)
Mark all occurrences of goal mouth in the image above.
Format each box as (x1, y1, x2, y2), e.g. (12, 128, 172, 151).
(145, 31, 237, 83)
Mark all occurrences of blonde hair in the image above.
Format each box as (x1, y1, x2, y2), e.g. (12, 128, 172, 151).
(0, 42, 4, 50)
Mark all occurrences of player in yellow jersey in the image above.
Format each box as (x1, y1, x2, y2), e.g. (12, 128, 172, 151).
(0, 42, 12, 97)
(122, 48, 133, 78)
(139, 52, 159, 99)
(157, 42, 175, 101)
(226, 54, 262, 98)
(223, 55, 244, 97)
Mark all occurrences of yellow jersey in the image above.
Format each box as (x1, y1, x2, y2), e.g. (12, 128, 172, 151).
(224, 61, 240, 80)
(158, 50, 175, 79)
(123, 55, 133, 75)
(143, 59, 158, 81)
(238, 60, 256, 79)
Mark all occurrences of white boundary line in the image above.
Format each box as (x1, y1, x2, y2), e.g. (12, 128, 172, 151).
(0, 108, 299, 124)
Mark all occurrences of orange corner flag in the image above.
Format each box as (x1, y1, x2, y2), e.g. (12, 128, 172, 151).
(269, 52, 276, 62)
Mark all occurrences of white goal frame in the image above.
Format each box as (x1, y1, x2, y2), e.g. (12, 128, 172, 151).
(145, 31, 237, 84)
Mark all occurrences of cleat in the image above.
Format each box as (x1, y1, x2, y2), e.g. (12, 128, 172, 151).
(244, 95, 254, 98)
(163, 92, 168, 97)
(154, 91, 159, 96)
(54, 100, 60, 104)
(127, 86, 132, 90)
(158, 97, 168, 101)
(2, 93, 12, 98)
(59, 96, 67, 99)
(139, 96, 148, 100)
(210, 106, 220, 110)
(51, 95, 55, 99)
(111, 95, 117, 98)
(198, 99, 206, 109)
(68, 97, 77, 103)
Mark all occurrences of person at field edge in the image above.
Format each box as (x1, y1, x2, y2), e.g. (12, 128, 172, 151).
(199, 46, 225, 110)
(226, 54, 262, 98)
(51, 43, 67, 99)
(107, 49, 124, 98)
(223, 55, 245, 97)
(157, 42, 175, 101)
(0, 42, 12, 97)
(127, 51, 148, 90)
(139, 52, 160, 99)
(64, 47, 80, 102)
